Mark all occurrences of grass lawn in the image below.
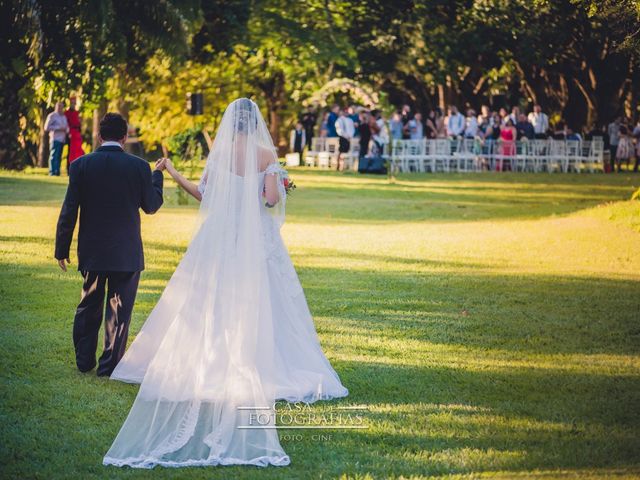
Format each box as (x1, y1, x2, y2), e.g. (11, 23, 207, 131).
(1, 168, 639, 479)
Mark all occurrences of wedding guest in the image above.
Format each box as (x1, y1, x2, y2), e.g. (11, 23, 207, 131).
(301, 107, 317, 151)
(632, 120, 640, 172)
(327, 104, 340, 138)
(434, 107, 446, 137)
(44, 101, 69, 176)
(508, 106, 520, 125)
(528, 104, 549, 139)
(566, 126, 582, 141)
(358, 110, 372, 159)
(608, 117, 621, 172)
(348, 105, 360, 137)
(401, 104, 412, 124)
(616, 125, 633, 172)
(464, 109, 478, 138)
(498, 107, 509, 126)
(478, 105, 491, 126)
(406, 112, 424, 140)
(370, 109, 389, 155)
(389, 112, 404, 140)
(516, 113, 535, 140)
(335, 108, 355, 171)
(289, 121, 306, 156)
(319, 112, 329, 137)
(64, 95, 85, 168)
(446, 105, 465, 138)
(425, 109, 438, 139)
(498, 118, 517, 171)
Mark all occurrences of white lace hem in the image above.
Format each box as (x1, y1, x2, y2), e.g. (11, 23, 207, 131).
(103, 454, 291, 469)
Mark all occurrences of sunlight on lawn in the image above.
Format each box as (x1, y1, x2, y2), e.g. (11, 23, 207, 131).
(1, 170, 639, 479)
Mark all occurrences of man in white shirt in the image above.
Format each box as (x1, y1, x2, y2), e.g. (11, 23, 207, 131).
(335, 109, 355, 171)
(44, 101, 69, 176)
(446, 106, 465, 138)
(464, 109, 478, 138)
(528, 104, 549, 139)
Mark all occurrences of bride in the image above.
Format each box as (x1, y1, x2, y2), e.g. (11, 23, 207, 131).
(103, 98, 348, 468)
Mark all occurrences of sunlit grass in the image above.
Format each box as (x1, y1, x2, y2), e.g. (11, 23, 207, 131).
(1, 169, 639, 479)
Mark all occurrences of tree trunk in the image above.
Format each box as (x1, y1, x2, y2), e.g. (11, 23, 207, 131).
(37, 104, 49, 168)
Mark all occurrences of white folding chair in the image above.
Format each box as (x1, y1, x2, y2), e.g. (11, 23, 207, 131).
(565, 140, 582, 173)
(547, 140, 565, 173)
(317, 151, 330, 168)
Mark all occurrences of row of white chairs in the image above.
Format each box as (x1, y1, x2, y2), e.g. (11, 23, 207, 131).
(302, 137, 605, 173)
(389, 138, 605, 173)
(304, 137, 366, 170)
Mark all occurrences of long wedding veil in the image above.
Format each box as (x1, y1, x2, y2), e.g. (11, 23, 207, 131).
(104, 98, 290, 467)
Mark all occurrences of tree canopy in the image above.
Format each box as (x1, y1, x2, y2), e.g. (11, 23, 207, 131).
(1, 0, 638, 168)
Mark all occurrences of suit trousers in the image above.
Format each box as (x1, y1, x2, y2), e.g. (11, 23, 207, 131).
(73, 270, 140, 376)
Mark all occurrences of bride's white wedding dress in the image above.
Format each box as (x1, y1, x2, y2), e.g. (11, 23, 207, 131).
(103, 99, 348, 468)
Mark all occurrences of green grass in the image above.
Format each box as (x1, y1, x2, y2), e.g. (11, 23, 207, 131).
(1, 169, 639, 479)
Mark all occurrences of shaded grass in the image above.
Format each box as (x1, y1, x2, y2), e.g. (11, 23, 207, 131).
(0, 169, 639, 479)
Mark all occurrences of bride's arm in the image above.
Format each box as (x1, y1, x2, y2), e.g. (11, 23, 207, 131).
(163, 158, 202, 202)
(264, 170, 280, 207)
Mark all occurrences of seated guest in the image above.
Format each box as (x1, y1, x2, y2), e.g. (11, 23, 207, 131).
(516, 113, 535, 140)
(566, 126, 582, 141)
(289, 121, 306, 155)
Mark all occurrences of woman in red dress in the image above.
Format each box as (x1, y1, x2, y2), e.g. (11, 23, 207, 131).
(498, 118, 516, 171)
(64, 96, 85, 168)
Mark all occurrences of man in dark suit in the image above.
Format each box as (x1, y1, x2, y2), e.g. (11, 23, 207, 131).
(55, 113, 165, 376)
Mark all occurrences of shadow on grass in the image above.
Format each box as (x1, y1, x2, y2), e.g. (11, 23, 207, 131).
(1, 234, 639, 477)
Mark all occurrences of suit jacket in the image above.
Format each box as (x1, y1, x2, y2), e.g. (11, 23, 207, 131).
(55, 145, 164, 272)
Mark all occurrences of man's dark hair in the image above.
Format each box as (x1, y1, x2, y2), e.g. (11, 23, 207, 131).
(99, 113, 128, 141)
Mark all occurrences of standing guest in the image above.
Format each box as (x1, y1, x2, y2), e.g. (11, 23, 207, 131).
(608, 117, 621, 172)
(498, 118, 517, 171)
(425, 109, 438, 139)
(301, 107, 317, 151)
(434, 107, 446, 137)
(335, 108, 355, 171)
(477, 114, 491, 139)
(446, 106, 465, 138)
(401, 104, 412, 139)
(319, 112, 329, 137)
(64, 95, 84, 168)
(516, 113, 535, 140)
(498, 107, 509, 126)
(615, 124, 633, 173)
(327, 104, 340, 138)
(632, 120, 640, 172)
(358, 110, 372, 159)
(464, 109, 478, 138)
(370, 109, 389, 155)
(44, 101, 69, 176)
(478, 105, 492, 126)
(389, 112, 404, 140)
(406, 112, 424, 140)
(401, 104, 412, 124)
(289, 121, 306, 156)
(348, 105, 360, 137)
(528, 104, 549, 139)
(508, 106, 520, 125)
